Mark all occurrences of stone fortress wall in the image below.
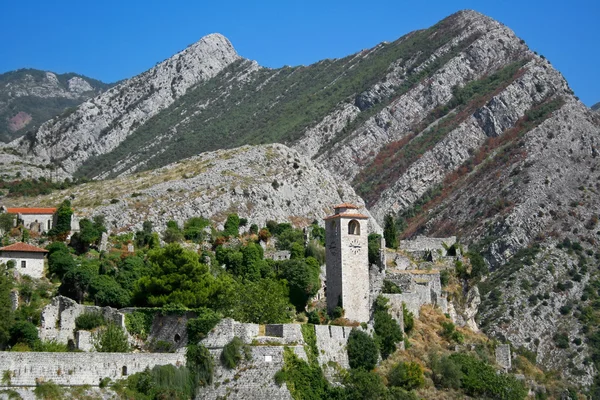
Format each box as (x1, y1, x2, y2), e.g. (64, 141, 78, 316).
(0, 352, 185, 387)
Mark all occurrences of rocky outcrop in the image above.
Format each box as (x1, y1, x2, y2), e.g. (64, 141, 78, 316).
(478, 246, 595, 386)
(2, 144, 379, 233)
(8, 34, 240, 178)
(0, 69, 108, 142)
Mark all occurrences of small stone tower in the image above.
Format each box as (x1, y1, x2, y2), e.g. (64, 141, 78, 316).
(325, 203, 370, 322)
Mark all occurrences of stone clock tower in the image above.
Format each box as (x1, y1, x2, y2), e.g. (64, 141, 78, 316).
(324, 203, 370, 322)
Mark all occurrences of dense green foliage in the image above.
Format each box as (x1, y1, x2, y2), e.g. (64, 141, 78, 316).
(0, 213, 15, 233)
(133, 244, 217, 308)
(69, 215, 107, 254)
(368, 233, 382, 265)
(382, 280, 402, 294)
(48, 199, 73, 238)
(220, 336, 251, 368)
(347, 329, 379, 370)
(443, 353, 527, 399)
(187, 308, 221, 343)
(186, 343, 214, 387)
(0, 177, 80, 198)
(0, 264, 14, 349)
(383, 215, 398, 249)
(278, 258, 321, 311)
(93, 323, 130, 352)
(373, 296, 403, 359)
(125, 311, 154, 340)
(113, 364, 194, 400)
(301, 324, 319, 365)
(74, 311, 106, 330)
(388, 362, 424, 390)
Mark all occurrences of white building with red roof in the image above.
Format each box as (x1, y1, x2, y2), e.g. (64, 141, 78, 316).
(0, 242, 48, 278)
(2, 207, 57, 234)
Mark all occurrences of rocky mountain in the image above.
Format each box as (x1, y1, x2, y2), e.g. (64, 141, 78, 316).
(3, 9, 600, 386)
(2, 143, 377, 233)
(592, 102, 600, 112)
(0, 34, 241, 179)
(0, 69, 110, 142)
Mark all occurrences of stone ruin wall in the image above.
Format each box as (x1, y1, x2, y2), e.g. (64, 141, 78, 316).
(0, 352, 185, 387)
(382, 272, 446, 317)
(39, 296, 125, 346)
(200, 346, 306, 400)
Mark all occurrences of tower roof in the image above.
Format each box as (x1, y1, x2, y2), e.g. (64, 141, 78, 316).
(324, 212, 369, 220)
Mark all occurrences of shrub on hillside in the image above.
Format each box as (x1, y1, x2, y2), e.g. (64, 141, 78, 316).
(75, 311, 106, 330)
(347, 329, 378, 371)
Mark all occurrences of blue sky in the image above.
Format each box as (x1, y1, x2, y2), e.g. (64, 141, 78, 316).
(1, 0, 598, 105)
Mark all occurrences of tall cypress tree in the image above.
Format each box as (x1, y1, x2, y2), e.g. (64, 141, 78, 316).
(49, 199, 73, 239)
(383, 214, 398, 249)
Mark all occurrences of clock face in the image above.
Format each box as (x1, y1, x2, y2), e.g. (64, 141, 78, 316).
(349, 239, 362, 254)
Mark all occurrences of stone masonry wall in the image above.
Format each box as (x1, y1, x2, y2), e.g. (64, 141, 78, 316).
(39, 296, 125, 345)
(0, 352, 185, 387)
(199, 346, 306, 400)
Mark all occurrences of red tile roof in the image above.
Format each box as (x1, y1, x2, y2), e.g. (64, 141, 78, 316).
(324, 213, 369, 220)
(6, 207, 56, 215)
(0, 242, 49, 253)
(333, 203, 359, 209)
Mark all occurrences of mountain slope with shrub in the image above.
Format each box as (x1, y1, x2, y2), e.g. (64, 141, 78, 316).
(0, 68, 110, 142)
(1, 143, 374, 232)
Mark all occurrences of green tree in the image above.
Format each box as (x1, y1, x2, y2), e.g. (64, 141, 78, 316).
(184, 217, 211, 242)
(0, 263, 14, 349)
(163, 220, 184, 243)
(275, 227, 304, 250)
(228, 279, 293, 324)
(368, 233, 382, 265)
(347, 329, 378, 371)
(135, 220, 157, 248)
(344, 368, 388, 400)
(70, 216, 106, 254)
(373, 296, 403, 359)
(0, 213, 15, 233)
(430, 353, 462, 389)
(133, 244, 218, 308)
(115, 255, 149, 294)
(94, 323, 129, 352)
(89, 275, 131, 308)
(48, 200, 73, 239)
(9, 320, 39, 347)
(59, 259, 99, 303)
(279, 258, 320, 312)
(223, 214, 240, 237)
(388, 361, 424, 390)
(403, 304, 414, 334)
(383, 214, 398, 249)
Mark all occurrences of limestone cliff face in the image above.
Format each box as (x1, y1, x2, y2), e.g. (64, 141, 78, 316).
(10, 34, 240, 178)
(3, 144, 379, 233)
(0, 69, 108, 142)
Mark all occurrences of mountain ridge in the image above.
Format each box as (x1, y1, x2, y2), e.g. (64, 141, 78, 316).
(0, 68, 110, 142)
